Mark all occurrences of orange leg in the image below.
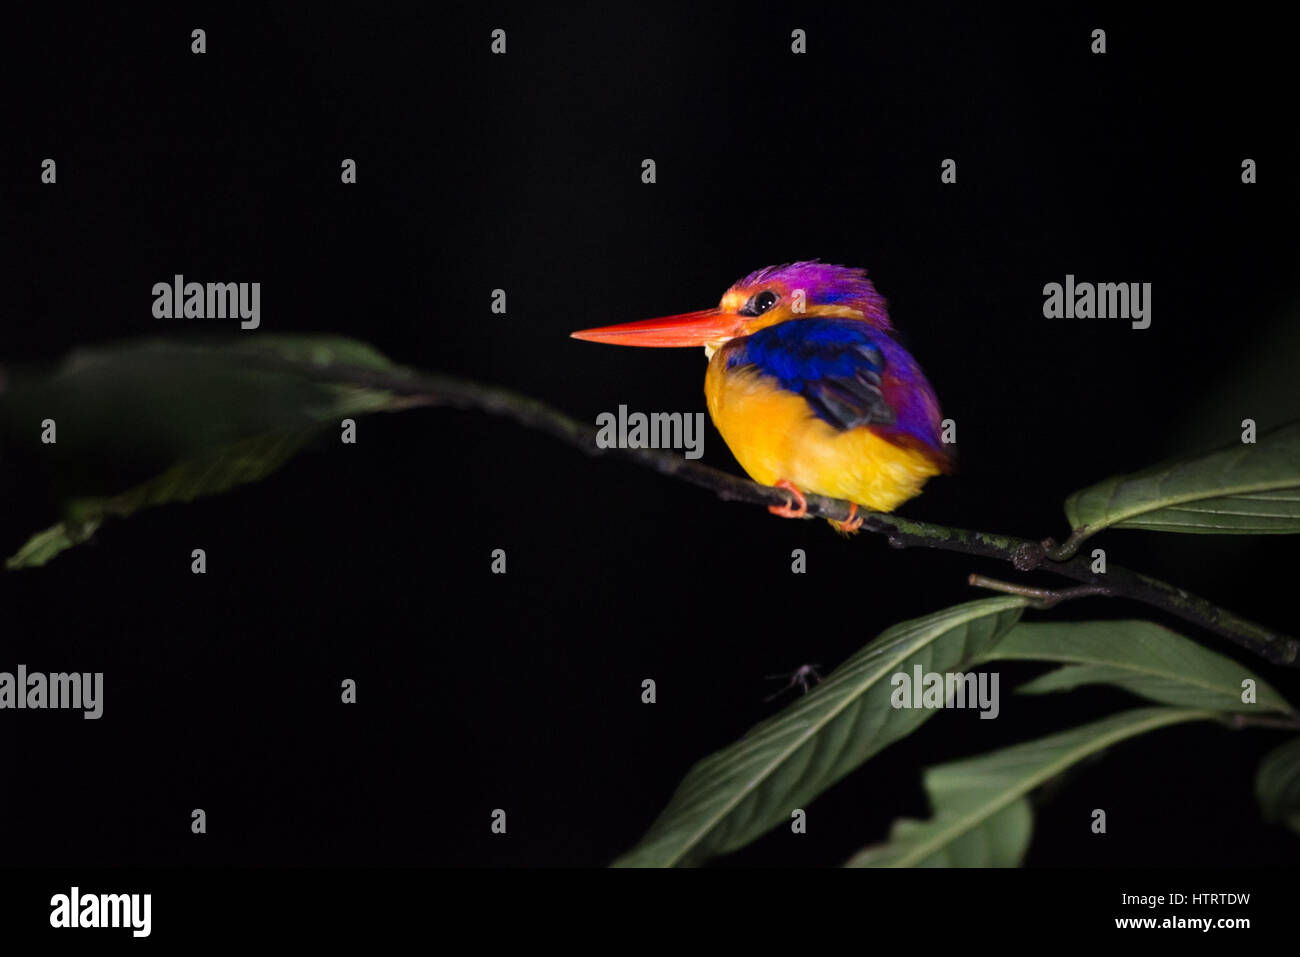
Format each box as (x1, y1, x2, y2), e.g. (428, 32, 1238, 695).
(768, 478, 808, 519)
(829, 502, 864, 535)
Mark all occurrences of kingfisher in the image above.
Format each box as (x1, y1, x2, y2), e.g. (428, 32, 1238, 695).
(571, 261, 952, 532)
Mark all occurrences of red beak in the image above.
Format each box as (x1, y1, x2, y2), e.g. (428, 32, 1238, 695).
(571, 308, 745, 347)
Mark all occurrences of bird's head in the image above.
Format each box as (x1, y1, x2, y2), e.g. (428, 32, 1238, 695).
(572, 261, 893, 357)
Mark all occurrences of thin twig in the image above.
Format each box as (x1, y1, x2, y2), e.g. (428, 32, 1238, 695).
(1224, 714, 1300, 731)
(229, 348, 1300, 668)
(967, 574, 1111, 609)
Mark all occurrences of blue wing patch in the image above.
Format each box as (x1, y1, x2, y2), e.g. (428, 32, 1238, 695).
(725, 318, 897, 431)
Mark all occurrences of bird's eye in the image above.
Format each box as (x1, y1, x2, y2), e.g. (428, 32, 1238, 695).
(741, 290, 779, 316)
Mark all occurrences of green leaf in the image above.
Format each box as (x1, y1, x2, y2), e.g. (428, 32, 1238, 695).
(611, 597, 1028, 867)
(851, 797, 1034, 868)
(1062, 422, 1300, 544)
(982, 620, 1293, 714)
(4, 517, 103, 570)
(1255, 737, 1300, 837)
(3, 336, 421, 569)
(847, 707, 1216, 867)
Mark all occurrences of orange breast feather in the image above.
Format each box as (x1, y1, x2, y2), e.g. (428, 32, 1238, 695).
(704, 357, 943, 512)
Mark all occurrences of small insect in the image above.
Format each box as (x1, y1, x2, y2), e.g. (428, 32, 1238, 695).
(764, 663, 824, 702)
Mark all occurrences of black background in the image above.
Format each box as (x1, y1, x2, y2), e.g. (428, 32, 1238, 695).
(2, 4, 1298, 869)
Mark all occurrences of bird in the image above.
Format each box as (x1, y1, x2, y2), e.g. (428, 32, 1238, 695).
(571, 261, 952, 532)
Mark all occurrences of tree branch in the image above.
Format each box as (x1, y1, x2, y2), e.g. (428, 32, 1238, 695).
(245, 351, 1300, 668)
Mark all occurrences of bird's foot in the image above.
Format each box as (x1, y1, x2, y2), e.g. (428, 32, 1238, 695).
(767, 479, 808, 519)
(828, 503, 864, 536)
